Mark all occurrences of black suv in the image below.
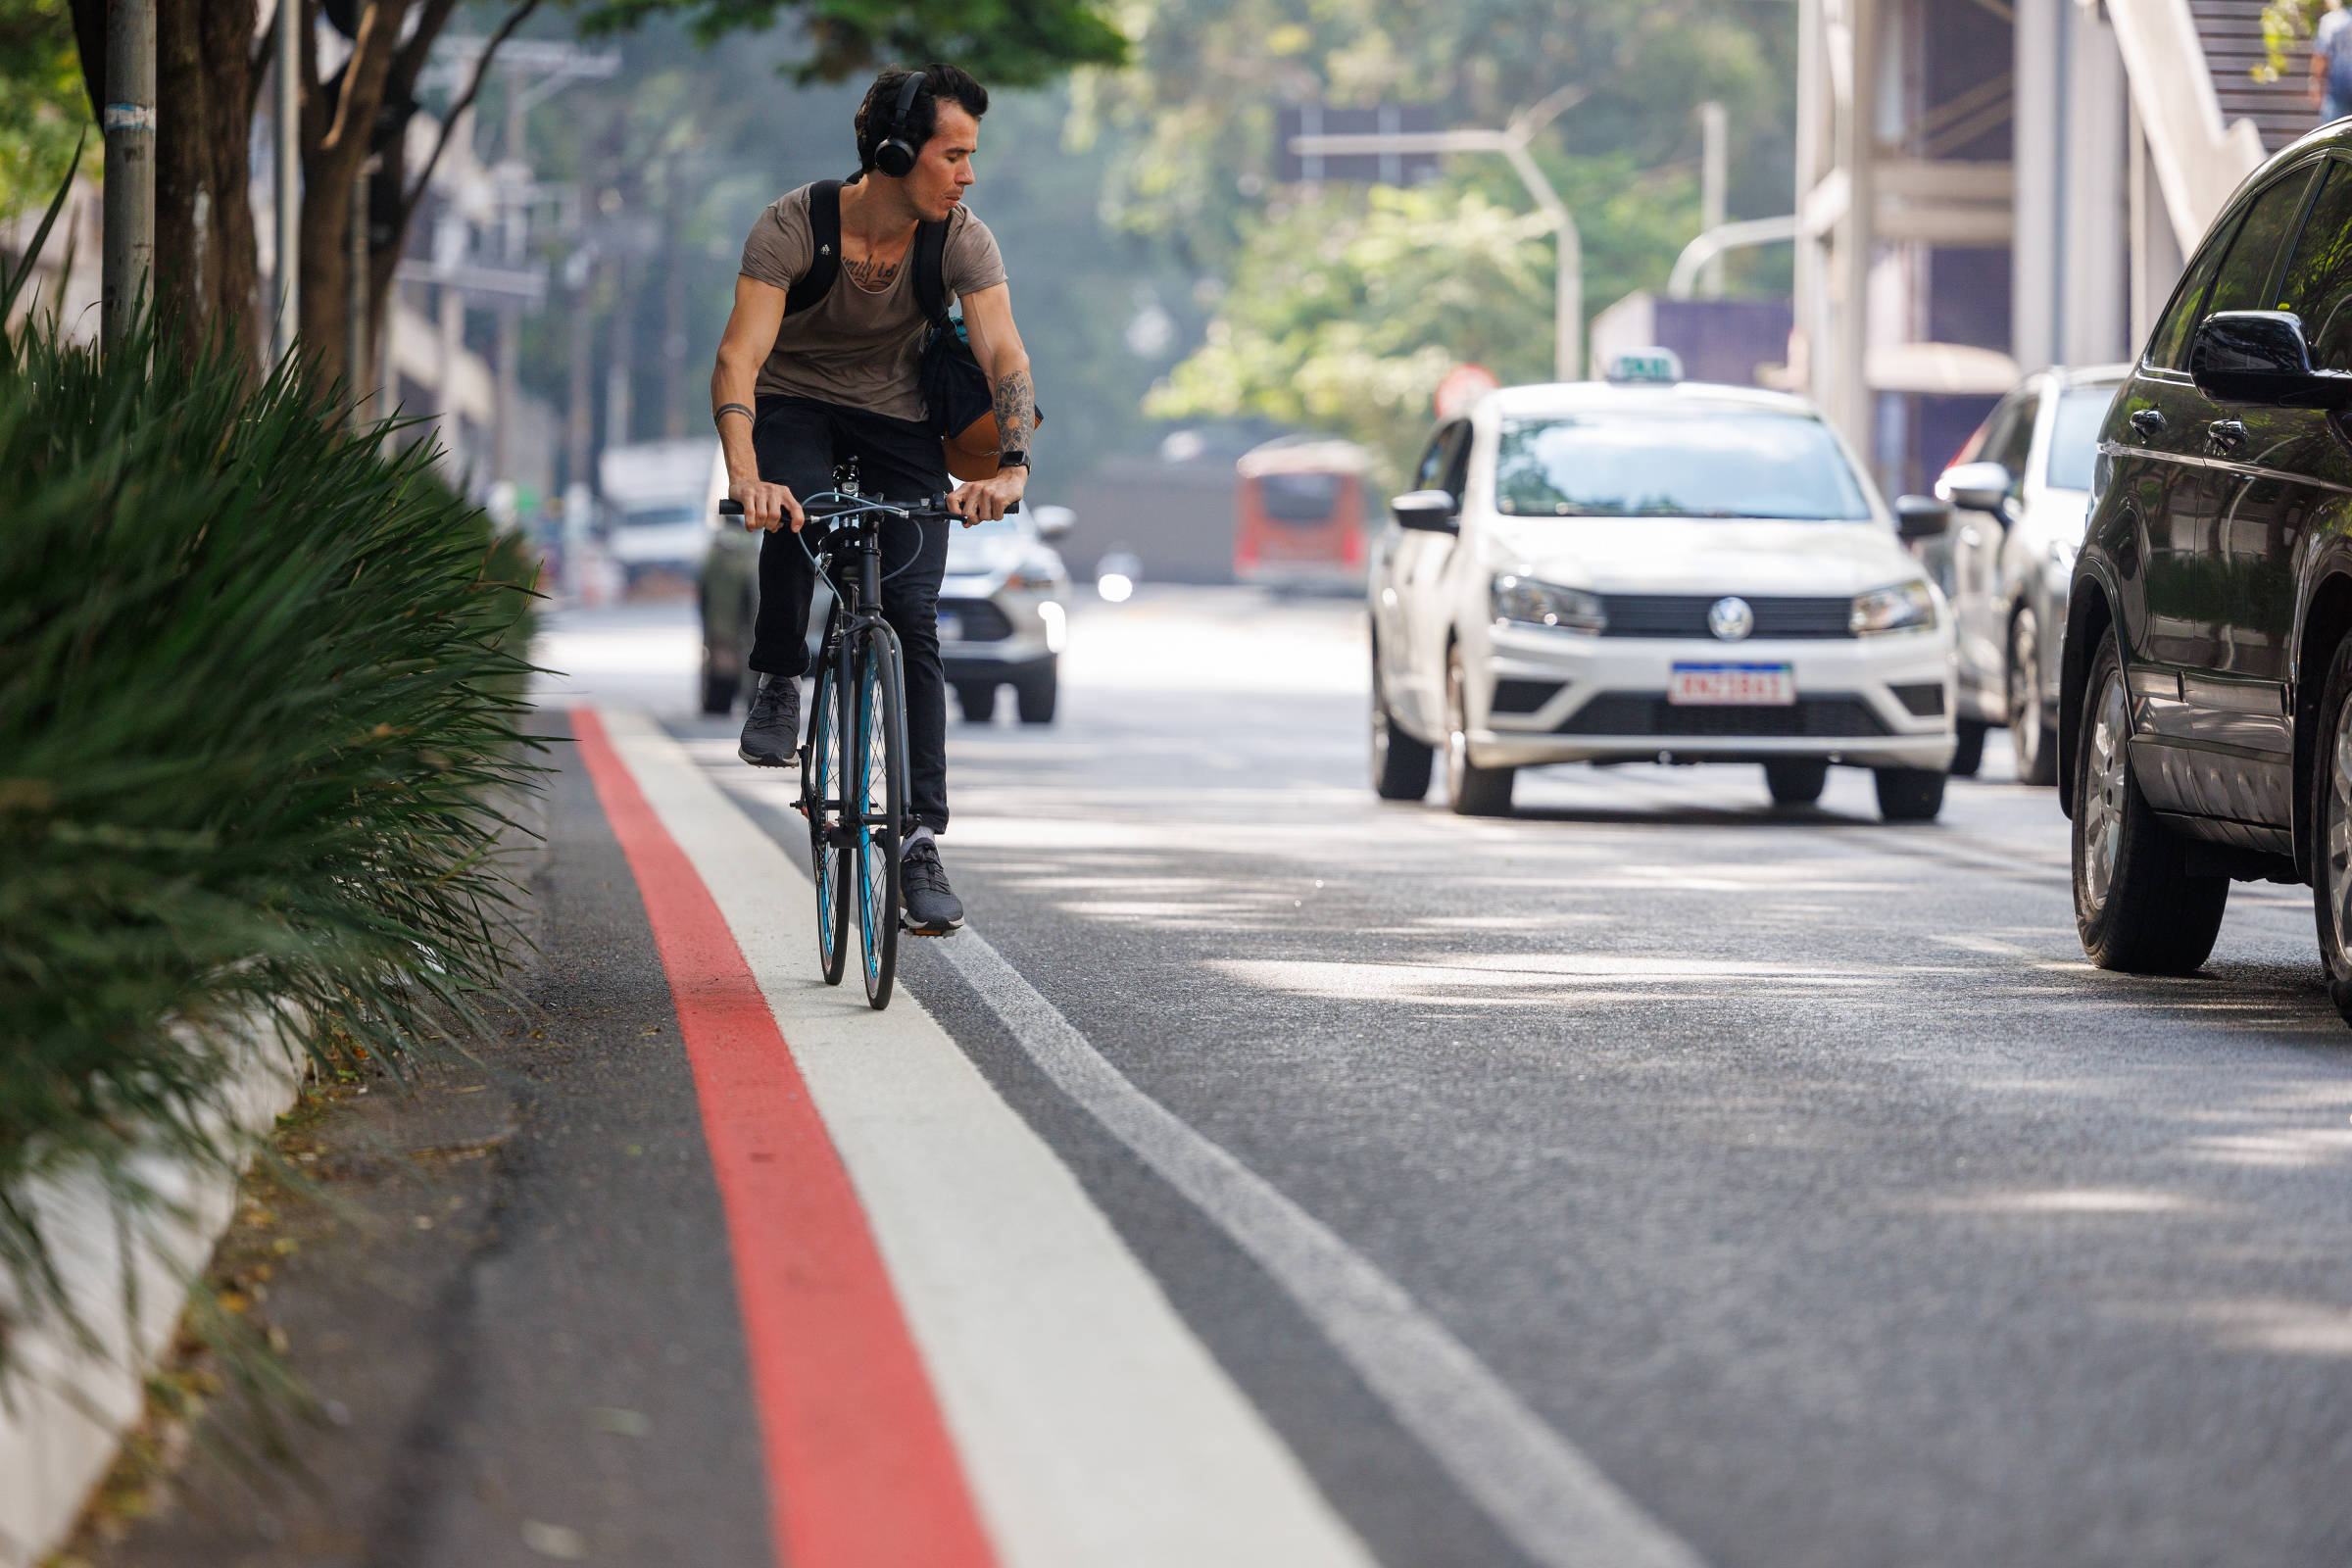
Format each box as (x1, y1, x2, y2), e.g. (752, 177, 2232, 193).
(2063, 123, 2352, 1018)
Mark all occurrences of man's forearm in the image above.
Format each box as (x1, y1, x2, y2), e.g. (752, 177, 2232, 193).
(712, 355, 760, 482)
(991, 360, 1036, 456)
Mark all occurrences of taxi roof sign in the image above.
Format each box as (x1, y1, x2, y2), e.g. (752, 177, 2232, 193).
(1604, 348, 1683, 384)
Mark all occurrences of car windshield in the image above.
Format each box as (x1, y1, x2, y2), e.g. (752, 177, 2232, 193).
(1493, 409, 1875, 520)
(622, 504, 700, 528)
(2043, 385, 2118, 493)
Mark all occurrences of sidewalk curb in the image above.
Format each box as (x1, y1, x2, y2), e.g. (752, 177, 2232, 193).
(0, 1014, 306, 1568)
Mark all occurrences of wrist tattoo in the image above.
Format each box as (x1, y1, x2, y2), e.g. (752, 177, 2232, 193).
(714, 402, 754, 426)
(992, 368, 1035, 457)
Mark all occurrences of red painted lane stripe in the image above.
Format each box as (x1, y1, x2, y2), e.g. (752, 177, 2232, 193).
(571, 707, 998, 1568)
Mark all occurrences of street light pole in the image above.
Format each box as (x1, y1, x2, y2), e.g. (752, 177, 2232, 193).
(100, 0, 155, 354)
(1289, 122, 1585, 380)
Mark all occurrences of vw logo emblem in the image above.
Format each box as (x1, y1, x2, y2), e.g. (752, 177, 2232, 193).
(1708, 596, 1754, 641)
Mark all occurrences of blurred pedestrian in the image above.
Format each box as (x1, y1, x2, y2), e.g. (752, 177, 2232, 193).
(2314, 0, 2352, 123)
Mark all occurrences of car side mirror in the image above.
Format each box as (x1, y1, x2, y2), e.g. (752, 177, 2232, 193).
(1030, 503, 1075, 540)
(1392, 489, 1459, 533)
(1894, 494, 1953, 542)
(2189, 310, 2352, 408)
(1934, 460, 2012, 515)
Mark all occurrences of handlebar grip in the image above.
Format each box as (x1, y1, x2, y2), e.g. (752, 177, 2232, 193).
(718, 499, 744, 517)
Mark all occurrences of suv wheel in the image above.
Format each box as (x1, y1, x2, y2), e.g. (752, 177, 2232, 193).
(1949, 720, 1986, 777)
(1371, 648, 1434, 801)
(1445, 646, 1513, 816)
(1874, 767, 1945, 821)
(2072, 639, 2227, 971)
(2310, 635, 2352, 1023)
(1015, 665, 1057, 724)
(2009, 608, 2057, 785)
(1764, 758, 1828, 806)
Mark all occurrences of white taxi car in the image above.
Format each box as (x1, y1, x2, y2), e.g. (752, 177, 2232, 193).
(1369, 371, 1958, 820)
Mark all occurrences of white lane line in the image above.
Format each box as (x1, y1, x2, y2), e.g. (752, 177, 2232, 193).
(933, 929, 1709, 1568)
(597, 709, 1372, 1568)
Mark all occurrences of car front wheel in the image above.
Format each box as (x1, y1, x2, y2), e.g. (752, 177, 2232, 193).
(1874, 767, 1945, 821)
(2309, 633, 2352, 1024)
(1445, 646, 1513, 816)
(1764, 758, 1828, 806)
(1371, 646, 1434, 801)
(1948, 719, 1986, 777)
(2072, 639, 2227, 971)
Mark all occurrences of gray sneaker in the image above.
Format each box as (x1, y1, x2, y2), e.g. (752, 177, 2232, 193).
(900, 833, 964, 934)
(738, 674, 801, 767)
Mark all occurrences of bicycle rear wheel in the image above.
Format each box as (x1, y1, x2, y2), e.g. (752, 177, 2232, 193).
(850, 626, 906, 1009)
(806, 661, 851, 985)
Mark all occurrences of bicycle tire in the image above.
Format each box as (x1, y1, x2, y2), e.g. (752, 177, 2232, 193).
(850, 625, 906, 1010)
(806, 659, 851, 986)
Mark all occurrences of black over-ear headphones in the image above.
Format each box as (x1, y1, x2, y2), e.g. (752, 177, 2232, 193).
(872, 71, 926, 178)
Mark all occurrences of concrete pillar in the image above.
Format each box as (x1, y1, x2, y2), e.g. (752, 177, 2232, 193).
(2063, 16, 2132, 367)
(2012, 0, 2062, 373)
(1837, 0, 1880, 449)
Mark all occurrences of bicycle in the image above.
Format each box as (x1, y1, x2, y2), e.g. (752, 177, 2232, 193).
(719, 485, 957, 1009)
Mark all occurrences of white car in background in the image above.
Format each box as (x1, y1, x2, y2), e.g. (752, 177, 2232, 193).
(1918, 365, 2124, 784)
(1369, 372, 1959, 820)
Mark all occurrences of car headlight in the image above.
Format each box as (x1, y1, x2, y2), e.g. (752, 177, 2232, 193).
(1493, 573, 1606, 633)
(1850, 580, 1936, 635)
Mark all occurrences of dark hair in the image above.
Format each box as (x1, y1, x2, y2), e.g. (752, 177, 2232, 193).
(854, 64, 989, 174)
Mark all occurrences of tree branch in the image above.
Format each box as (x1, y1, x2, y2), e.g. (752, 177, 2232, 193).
(399, 0, 541, 222)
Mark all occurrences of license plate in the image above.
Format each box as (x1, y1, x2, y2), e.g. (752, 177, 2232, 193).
(936, 612, 964, 643)
(1668, 662, 1795, 706)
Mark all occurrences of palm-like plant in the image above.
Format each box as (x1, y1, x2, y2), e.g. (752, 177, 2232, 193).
(0, 167, 543, 1371)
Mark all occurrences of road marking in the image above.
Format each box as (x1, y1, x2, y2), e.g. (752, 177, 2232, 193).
(931, 929, 1711, 1568)
(594, 708, 1373, 1568)
(571, 709, 997, 1568)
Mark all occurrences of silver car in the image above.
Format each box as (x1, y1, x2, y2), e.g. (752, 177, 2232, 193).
(1922, 365, 2124, 784)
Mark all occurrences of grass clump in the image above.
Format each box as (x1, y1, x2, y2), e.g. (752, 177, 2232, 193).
(0, 277, 544, 1369)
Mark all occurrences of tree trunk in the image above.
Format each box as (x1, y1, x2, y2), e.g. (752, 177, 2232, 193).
(71, 0, 260, 365)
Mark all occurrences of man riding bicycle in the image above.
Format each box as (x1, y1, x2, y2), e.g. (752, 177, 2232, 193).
(710, 62, 1034, 937)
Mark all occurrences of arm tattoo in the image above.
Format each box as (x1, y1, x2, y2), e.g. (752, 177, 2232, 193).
(844, 256, 901, 290)
(992, 367, 1035, 456)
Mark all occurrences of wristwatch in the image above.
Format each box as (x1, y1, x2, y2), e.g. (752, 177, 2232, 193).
(997, 449, 1029, 469)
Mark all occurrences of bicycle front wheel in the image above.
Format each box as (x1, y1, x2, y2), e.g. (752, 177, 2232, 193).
(806, 661, 851, 986)
(849, 626, 906, 1009)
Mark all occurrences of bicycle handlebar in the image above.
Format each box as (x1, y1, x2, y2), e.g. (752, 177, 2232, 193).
(717, 491, 1019, 524)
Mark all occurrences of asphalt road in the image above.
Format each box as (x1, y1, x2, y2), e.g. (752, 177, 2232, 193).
(515, 586, 2352, 1566)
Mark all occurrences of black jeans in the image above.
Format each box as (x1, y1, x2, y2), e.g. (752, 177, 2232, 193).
(749, 396, 953, 833)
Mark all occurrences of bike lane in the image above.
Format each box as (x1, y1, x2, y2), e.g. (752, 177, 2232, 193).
(571, 706, 1371, 1567)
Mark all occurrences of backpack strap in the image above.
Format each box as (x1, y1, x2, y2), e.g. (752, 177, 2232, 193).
(784, 179, 844, 315)
(912, 216, 952, 326)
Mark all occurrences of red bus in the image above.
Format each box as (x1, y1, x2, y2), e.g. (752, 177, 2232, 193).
(1234, 437, 1371, 592)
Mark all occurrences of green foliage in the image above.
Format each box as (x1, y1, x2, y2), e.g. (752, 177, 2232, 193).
(1149, 144, 1714, 482)
(2260, 1, 2323, 80)
(569, 0, 1127, 84)
(0, 0, 90, 219)
(1073, 0, 1790, 271)
(1148, 185, 1554, 479)
(0, 302, 542, 1366)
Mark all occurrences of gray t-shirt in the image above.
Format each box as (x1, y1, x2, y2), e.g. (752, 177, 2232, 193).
(738, 183, 1006, 423)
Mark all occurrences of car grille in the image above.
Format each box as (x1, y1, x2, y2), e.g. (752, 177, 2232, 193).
(1557, 693, 1887, 738)
(939, 597, 1013, 642)
(1598, 594, 1855, 639)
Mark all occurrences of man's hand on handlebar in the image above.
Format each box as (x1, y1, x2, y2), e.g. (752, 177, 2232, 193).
(729, 477, 806, 533)
(947, 466, 1027, 527)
